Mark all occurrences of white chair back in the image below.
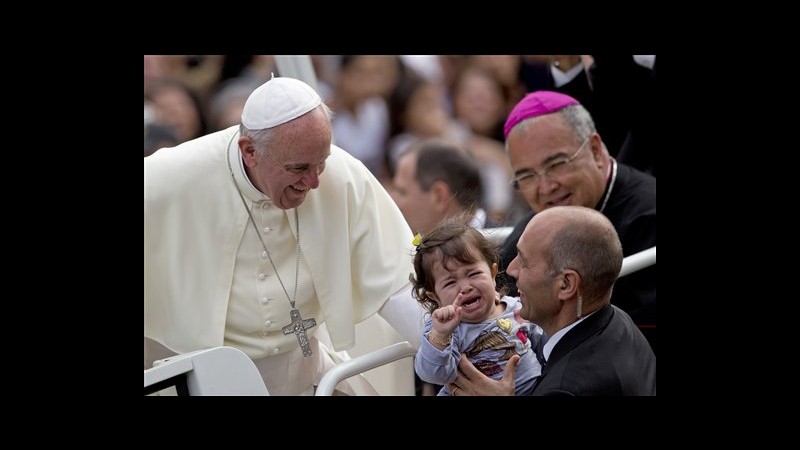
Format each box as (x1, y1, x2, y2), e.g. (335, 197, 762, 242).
(144, 346, 268, 396)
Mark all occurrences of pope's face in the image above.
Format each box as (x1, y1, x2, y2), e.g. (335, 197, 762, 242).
(244, 109, 332, 210)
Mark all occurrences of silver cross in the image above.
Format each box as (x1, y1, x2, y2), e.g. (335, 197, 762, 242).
(282, 308, 317, 357)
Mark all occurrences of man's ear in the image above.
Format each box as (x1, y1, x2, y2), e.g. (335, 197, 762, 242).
(559, 269, 580, 298)
(239, 136, 257, 168)
(429, 180, 453, 210)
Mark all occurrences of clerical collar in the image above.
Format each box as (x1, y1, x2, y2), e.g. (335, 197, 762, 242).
(596, 158, 618, 214)
(226, 130, 271, 203)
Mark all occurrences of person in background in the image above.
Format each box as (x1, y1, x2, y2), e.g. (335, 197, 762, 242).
(145, 78, 208, 144)
(387, 72, 514, 226)
(144, 122, 180, 157)
(391, 139, 489, 236)
(328, 56, 401, 182)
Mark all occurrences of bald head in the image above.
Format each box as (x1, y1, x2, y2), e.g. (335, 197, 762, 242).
(524, 206, 623, 304)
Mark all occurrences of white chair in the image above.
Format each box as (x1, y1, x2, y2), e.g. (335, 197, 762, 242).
(315, 341, 417, 396)
(619, 246, 656, 277)
(144, 346, 268, 396)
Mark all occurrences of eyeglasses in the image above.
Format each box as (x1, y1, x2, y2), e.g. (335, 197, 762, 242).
(510, 137, 590, 191)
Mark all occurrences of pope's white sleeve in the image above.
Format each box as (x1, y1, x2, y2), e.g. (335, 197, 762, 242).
(378, 282, 427, 350)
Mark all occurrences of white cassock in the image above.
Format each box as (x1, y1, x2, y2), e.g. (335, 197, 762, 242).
(145, 125, 425, 395)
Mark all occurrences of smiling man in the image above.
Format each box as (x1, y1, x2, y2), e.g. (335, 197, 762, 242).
(497, 90, 656, 354)
(450, 206, 656, 396)
(145, 76, 426, 395)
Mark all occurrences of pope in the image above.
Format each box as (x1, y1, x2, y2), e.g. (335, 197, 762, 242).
(145, 76, 426, 395)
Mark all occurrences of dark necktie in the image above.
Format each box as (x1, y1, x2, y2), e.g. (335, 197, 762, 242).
(534, 336, 547, 368)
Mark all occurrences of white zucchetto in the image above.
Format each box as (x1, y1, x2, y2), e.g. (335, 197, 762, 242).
(241, 76, 322, 130)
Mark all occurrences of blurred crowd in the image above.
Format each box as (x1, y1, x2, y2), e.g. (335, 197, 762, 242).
(144, 55, 656, 227)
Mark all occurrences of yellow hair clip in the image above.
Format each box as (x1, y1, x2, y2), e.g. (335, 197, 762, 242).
(411, 233, 422, 247)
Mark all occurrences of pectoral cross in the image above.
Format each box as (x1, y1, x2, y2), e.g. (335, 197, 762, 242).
(282, 308, 317, 357)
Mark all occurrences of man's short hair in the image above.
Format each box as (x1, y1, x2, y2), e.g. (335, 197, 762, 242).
(413, 140, 482, 212)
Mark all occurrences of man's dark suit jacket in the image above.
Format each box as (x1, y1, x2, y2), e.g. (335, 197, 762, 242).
(531, 304, 656, 396)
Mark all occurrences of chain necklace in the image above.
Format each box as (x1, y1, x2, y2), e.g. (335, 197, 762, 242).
(226, 133, 316, 356)
(598, 158, 618, 213)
